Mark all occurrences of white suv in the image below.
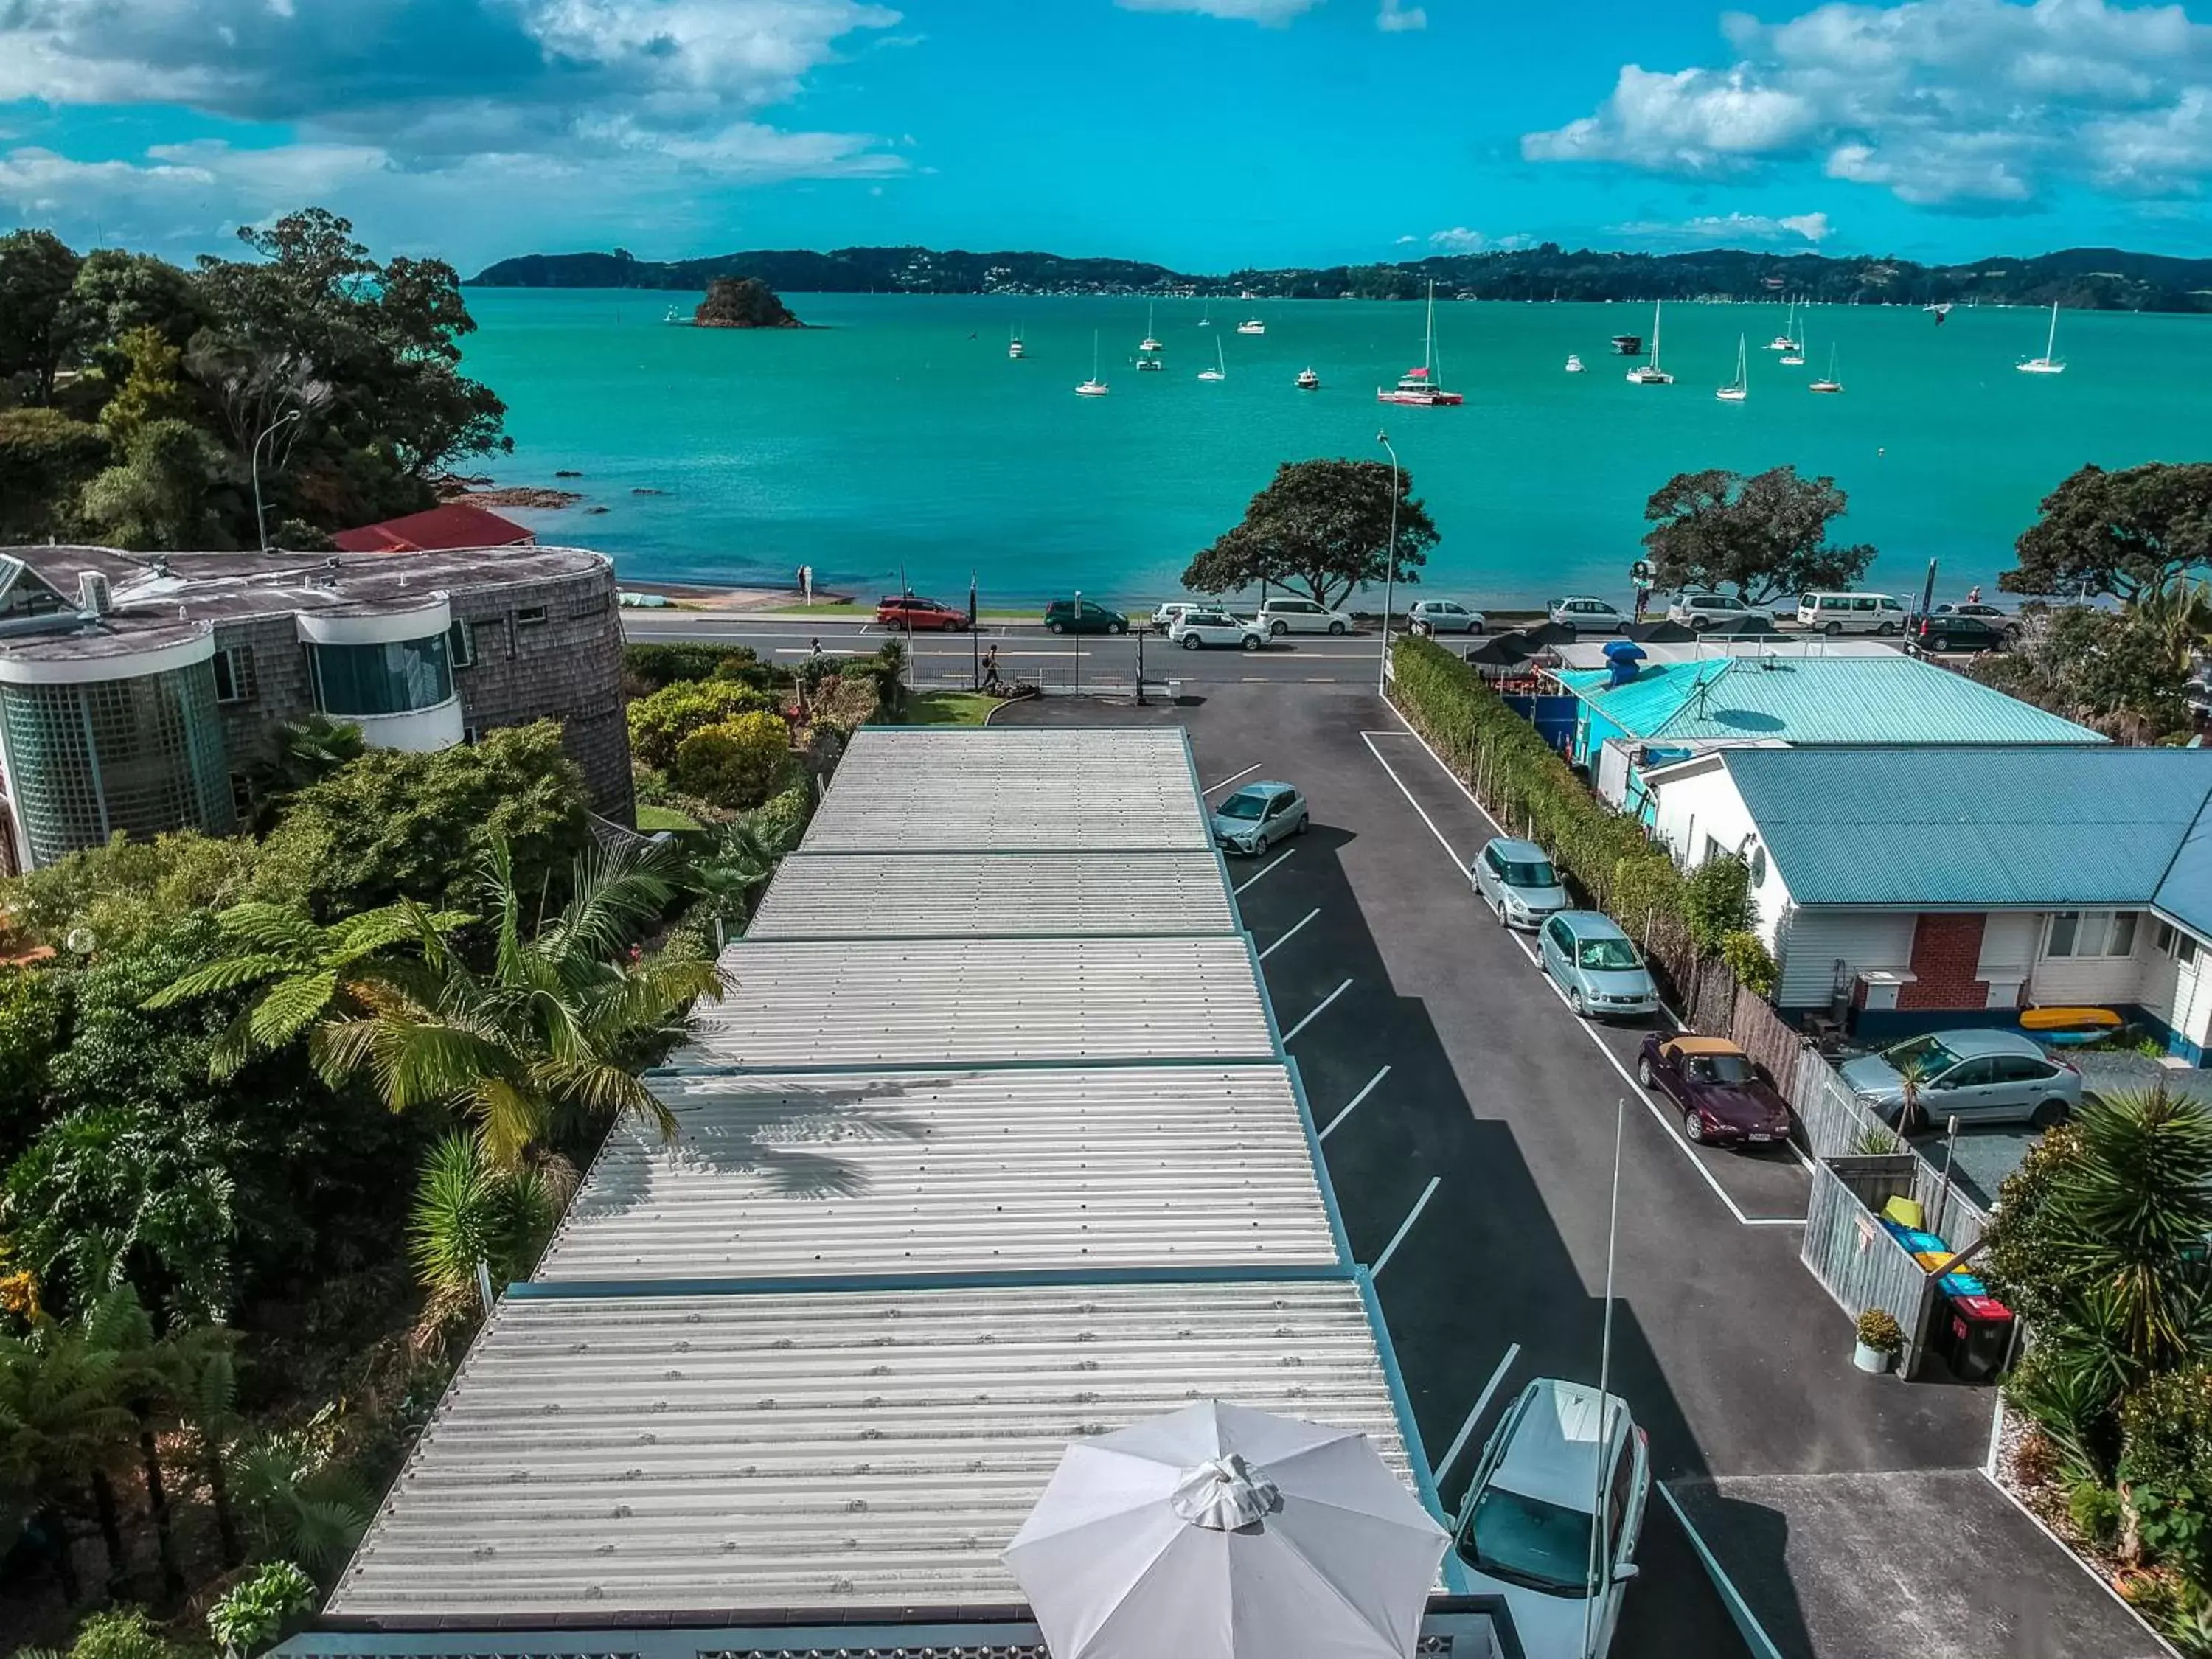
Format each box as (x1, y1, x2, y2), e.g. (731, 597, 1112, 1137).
(1169, 608, 1265, 651)
(1406, 599, 1487, 636)
(1666, 591, 1762, 630)
(1257, 596, 1353, 637)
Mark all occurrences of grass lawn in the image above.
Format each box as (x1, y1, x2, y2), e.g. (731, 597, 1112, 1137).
(636, 802, 705, 832)
(896, 691, 999, 726)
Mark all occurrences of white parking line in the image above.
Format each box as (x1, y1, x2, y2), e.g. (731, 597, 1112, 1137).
(1319, 1065, 1392, 1141)
(1281, 978, 1354, 1043)
(1203, 762, 1264, 795)
(1432, 1341, 1524, 1486)
(1234, 851, 1293, 894)
(1357, 732, 1801, 1231)
(1259, 907, 1321, 961)
(1372, 1175, 1441, 1277)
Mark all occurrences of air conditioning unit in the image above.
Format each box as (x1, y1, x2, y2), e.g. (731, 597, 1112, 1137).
(77, 571, 112, 616)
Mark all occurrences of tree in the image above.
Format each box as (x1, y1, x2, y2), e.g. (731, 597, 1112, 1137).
(97, 325, 195, 448)
(80, 416, 227, 549)
(1, 829, 260, 951)
(0, 969, 65, 1164)
(0, 408, 109, 542)
(315, 841, 723, 1168)
(693, 276, 801, 328)
(2005, 463, 2212, 603)
(627, 678, 771, 771)
(242, 712, 366, 830)
(65, 247, 206, 349)
(0, 1316, 132, 1602)
(407, 1134, 557, 1329)
(0, 229, 85, 403)
(229, 1427, 372, 1573)
(1639, 465, 1877, 605)
(1969, 605, 2191, 741)
(672, 711, 791, 809)
(1183, 459, 1438, 611)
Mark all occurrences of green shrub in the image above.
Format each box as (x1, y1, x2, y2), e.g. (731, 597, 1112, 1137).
(1683, 855, 1755, 953)
(1854, 1307, 1903, 1353)
(2124, 1368, 2212, 1579)
(623, 641, 765, 692)
(1, 829, 259, 949)
(0, 967, 63, 1161)
(209, 1559, 318, 1655)
(1719, 931, 1777, 998)
(2068, 1479, 2122, 1544)
(627, 679, 772, 771)
(65, 1609, 191, 1659)
(673, 712, 792, 810)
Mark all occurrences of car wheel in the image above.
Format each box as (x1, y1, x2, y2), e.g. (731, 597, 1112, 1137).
(1111, 620, 1127, 634)
(2031, 1098, 2073, 1130)
(1823, 621, 1843, 637)
(1929, 635, 1950, 654)
(1689, 617, 1709, 632)
(1411, 620, 1430, 636)
(1328, 620, 1346, 636)
(1270, 620, 1288, 638)
(1047, 620, 1066, 635)
(1569, 987, 1587, 1017)
(1637, 1057, 1655, 1085)
(1294, 813, 1309, 835)
(1683, 1109, 1706, 1144)
(1877, 622, 1897, 636)
(1181, 634, 1201, 650)
(1240, 634, 1261, 652)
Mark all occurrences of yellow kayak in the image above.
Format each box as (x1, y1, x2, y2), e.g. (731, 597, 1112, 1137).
(2022, 1006, 2122, 1043)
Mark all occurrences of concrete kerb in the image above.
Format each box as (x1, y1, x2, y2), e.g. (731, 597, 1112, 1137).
(1658, 1483, 1791, 1659)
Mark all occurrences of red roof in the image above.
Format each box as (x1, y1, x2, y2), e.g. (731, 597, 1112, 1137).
(331, 502, 536, 554)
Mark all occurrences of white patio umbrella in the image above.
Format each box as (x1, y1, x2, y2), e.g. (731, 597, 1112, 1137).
(1002, 1400, 1448, 1659)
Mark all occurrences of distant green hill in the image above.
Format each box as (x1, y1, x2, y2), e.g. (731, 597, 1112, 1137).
(469, 242, 2212, 313)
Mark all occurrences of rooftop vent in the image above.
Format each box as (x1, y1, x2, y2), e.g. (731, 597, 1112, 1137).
(77, 571, 112, 616)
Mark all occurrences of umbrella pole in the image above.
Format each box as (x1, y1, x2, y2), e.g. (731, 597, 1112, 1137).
(1585, 1095, 1627, 1659)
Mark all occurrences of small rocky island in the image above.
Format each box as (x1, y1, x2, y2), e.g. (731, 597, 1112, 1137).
(693, 276, 803, 329)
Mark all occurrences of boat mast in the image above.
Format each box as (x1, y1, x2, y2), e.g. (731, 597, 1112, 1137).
(2045, 301, 2058, 361)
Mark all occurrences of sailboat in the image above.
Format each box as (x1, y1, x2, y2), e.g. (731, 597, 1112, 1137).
(1295, 366, 1320, 389)
(1197, 304, 1212, 328)
(1237, 316, 1266, 335)
(1716, 335, 1748, 402)
(1377, 281, 1463, 406)
(662, 305, 683, 324)
(1199, 338, 1227, 382)
(1075, 331, 1109, 397)
(1808, 344, 1843, 393)
(1007, 324, 1026, 360)
(1137, 303, 1164, 370)
(2017, 301, 2066, 375)
(1625, 301, 1673, 384)
(1766, 296, 1800, 353)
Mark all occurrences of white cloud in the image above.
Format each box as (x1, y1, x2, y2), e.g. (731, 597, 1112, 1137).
(1523, 0, 2212, 209)
(1427, 227, 1534, 251)
(1614, 209, 1836, 243)
(1377, 0, 1427, 29)
(1115, 0, 1322, 21)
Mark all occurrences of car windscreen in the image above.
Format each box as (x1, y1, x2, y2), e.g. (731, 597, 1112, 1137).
(1576, 938, 1641, 971)
(1461, 1486, 1594, 1596)
(1882, 1034, 1963, 1076)
(1218, 792, 1267, 820)
(1502, 860, 1558, 888)
(1686, 1052, 1754, 1085)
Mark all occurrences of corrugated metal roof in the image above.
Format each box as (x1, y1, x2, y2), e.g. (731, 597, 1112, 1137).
(1559, 655, 2105, 746)
(535, 1065, 1336, 1282)
(2154, 809, 2212, 942)
(1725, 745, 2212, 907)
(749, 850, 1234, 937)
(324, 1279, 1408, 1622)
(680, 936, 1274, 1068)
(802, 728, 1211, 852)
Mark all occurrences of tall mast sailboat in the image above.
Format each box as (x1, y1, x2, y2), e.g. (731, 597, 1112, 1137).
(1198, 338, 1226, 382)
(1075, 331, 1109, 396)
(2017, 301, 2066, 375)
(1377, 280, 1464, 406)
(1767, 296, 1800, 352)
(1808, 343, 1844, 394)
(1138, 302, 1164, 369)
(1715, 334, 1748, 402)
(1625, 300, 1673, 384)
(1007, 324, 1026, 360)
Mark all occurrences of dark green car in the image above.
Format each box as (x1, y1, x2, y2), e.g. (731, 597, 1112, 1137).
(1043, 599, 1129, 635)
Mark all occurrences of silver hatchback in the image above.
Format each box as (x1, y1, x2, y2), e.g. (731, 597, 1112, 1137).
(1840, 1029, 2082, 1129)
(1472, 837, 1568, 930)
(1538, 911, 1660, 1019)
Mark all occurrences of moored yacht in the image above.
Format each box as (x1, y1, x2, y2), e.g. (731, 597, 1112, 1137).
(1624, 302, 1673, 385)
(1377, 281, 1463, 406)
(1295, 366, 1320, 389)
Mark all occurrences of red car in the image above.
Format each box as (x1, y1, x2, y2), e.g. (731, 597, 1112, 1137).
(1636, 1034, 1793, 1148)
(876, 594, 971, 631)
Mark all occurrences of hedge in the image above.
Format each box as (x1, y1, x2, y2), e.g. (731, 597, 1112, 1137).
(1389, 635, 1694, 967)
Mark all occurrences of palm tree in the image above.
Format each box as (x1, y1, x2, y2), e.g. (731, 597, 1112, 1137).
(0, 1322, 133, 1602)
(142, 899, 467, 1079)
(316, 839, 724, 1169)
(408, 1134, 559, 1332)
(243, 712, 364, 829)
(687, 812, 807, 933)
(80, 1284, 186, 1598)
(168, 1318, 246, 1567)
(229, 1427, 372, 1573)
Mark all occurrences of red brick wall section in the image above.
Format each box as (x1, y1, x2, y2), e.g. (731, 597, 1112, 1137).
(1899, 913, 1990, 1011)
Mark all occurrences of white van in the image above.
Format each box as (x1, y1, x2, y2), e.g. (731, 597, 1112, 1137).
(1796, 591, 1907, 636)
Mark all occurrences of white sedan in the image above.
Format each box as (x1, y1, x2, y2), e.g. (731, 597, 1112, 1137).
(1407, 599, 1487, 635)
(1169, 609, 1265, 651)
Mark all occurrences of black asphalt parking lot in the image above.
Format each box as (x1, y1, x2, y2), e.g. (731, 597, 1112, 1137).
(998, 686, 2152, 1659)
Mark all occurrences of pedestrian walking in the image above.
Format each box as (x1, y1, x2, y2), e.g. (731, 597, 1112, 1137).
(809, 637, 824, 659)
(982, 644, 1003, 691)
(800, 563, 815, 605)
(1966, 584, 1983, 605)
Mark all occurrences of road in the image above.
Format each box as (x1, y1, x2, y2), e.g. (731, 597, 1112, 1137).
(621, 610, 1397, 687)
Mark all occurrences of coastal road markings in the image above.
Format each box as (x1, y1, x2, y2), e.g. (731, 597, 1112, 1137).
(1233, 851, 1293, 894)
(1203, 762, 1265, 794)
(1318, 1065, 1391, 1141)
(1357, 732, 1801, 1230)
(1433, 1342, 1524, 1486)
(1259, 907, 1321, 960)
(1281, 978, 1354, 1044)
(1371, 1176, 1442, 1278)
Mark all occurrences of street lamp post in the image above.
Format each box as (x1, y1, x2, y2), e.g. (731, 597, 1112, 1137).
(251, 408, 302, 555)
(1072, 588, 1082, 695)
(1377, 429, 1400, 696)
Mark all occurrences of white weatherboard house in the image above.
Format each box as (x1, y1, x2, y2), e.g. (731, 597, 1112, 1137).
(1641, 744, 2212, 1057)
(288, 727, 1519, 1659)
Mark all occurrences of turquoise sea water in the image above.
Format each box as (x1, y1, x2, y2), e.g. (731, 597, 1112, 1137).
(459, 289, 2212, 606)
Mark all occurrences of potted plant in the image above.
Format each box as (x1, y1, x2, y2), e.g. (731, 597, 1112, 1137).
(1854, 1307, 1905, 1373)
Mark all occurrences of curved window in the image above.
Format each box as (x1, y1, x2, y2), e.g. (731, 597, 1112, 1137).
(310, 636, 454, 717)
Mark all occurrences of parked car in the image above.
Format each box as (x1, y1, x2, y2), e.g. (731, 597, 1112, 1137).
(875, 593, 970, 631)
(1471, 836, 1568, 930)
(1454, 1377, 1650, 1659)
(1537, 911, 1659, 1019)
(1933, 602, 2020, 634)
(1548, 596, 1629, 633)
(1795, 591, 1907, 636)
(1911, 613, 2008, 655)
(1256, 596, 1353, 637)
(1840, 1029, 2082, 1130)
(1407, 599, 1486, 636)
(1170, 608, 1265, 651)
(1635, 1034, 1793, 1147)
(1665, 591, 1764, 631)
(1043, 598, 1129, 635)
(1211, 782, 1309, 855)
(1151, 600, 1204, 633)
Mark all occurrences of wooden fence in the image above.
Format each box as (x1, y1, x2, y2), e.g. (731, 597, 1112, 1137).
(1801, 1154, 1947, 1370)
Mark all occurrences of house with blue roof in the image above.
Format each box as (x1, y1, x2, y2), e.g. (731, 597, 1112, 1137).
(1642, 744, 2212, 1057)
(1548, 654, 2105, 814)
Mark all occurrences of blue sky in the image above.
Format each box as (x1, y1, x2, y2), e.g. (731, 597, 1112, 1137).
(3, 0, 2210, 271)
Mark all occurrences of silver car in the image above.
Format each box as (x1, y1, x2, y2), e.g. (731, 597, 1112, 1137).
(1665, 591, 1762, 630)
(1548, 596, 1629, 633)
(1538, 911, 1659, 1019)
(1407, 599, 1487, 636)
(1472, 837, 1568, 930)
(1840, 1029, 2081, 1130)
(1211, 782, 1309, 855)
